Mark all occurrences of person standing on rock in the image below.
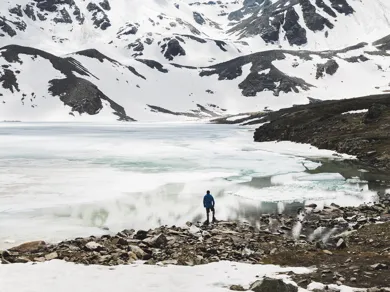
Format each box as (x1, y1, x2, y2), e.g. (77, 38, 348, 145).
(203, 190, 216, 224)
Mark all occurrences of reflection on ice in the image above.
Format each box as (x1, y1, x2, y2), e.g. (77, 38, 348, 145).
(0, 123, 379, 248)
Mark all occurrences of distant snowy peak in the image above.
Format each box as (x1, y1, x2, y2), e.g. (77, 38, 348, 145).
(229, 0, 390, 49)
(0, 0, 246, 65)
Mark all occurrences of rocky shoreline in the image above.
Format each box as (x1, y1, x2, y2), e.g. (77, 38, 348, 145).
(214, 93, 390, 174)
(2, 192, 390, 291)
(251, 94, 390, 172)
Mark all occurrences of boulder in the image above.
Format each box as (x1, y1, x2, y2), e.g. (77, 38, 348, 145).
(9, 241, 46, 253)
(371, 263, 388, 270)
(85, 241, 103, 251)
(230, 285, 246, 291)
(129, 245, 145, 258)
(336, 238, 347, 249)
(134, 230, 149, 240)
(45, 252, 58, 261)
(250, 278, 298, 292)
(143, 234, 167, 248)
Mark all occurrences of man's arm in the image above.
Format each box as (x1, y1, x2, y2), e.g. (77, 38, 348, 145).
(203, 196, 206, 208)
(212, 195, 215, 207)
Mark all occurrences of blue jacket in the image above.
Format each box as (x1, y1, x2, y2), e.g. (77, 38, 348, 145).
(203, 193, 215, 208)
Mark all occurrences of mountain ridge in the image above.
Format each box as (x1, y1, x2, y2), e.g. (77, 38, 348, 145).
(1, 0, 390, 121)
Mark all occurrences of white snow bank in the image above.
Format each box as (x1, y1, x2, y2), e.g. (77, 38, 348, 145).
(342, 109, 368, 115)
(255, 141, 356, 160)
(0, 260, 312, 292)
(307, 282, 366, 292)
(226, 115, 251, 121)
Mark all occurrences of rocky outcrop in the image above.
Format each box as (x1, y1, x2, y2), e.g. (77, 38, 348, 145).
(200, 50, 316, 96)
(23, 4, 36, 21)
(86, 2, 111, 30)
(117, 23, 139, 38)
(193, 12, 205, 25)
(0, 45, 137, 121)
(0, 69, 19, 93)
(316, 59, 339, 78)
(300, 0, 334, 31)
(229, 0, 357, 45)
(136, 59, 167, 73)
(0, 18, 17, 37)
(48, 77, 134, 121)
(329, 0, 354, 15)
(99, 0, 111, 11)
(161, 38, 186, 61)
(239, 65, 312, 96)
(253, 93, 390, 171)
(283, 7, 307, 46)
(9, 5, 23, 17)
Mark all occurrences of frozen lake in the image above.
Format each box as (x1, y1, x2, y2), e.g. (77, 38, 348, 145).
(0, 122, 376, 248)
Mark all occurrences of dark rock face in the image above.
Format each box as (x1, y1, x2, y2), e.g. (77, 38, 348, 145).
(23, 4, 36, 21)
(49, 77, 134, 121)
(329, 0, 354, 15)
(180, 34, 206, 44)
(193, 12, 205, 25)
(250, 278, 298, 292)
(0, 69, 20, 93)
(137, 59, 168, 73)
(161, 39, 186, 61)
(75, 48, 116, 63)
(1, 45, 91, 77)
(315, 0, 337, 17)
(262, 13, 284, 43)
(34, 0, 75, 12)
(316, 59, 339, 79)
(54, 8, 72, 24)
(300, 0, 334, 31)
(239, 66, 312, 96)
(373, 34, 390, 51)
(215, 40, 227, 52)
(229, 0, 357, 45)
(344, 55, 369, 63)
(99, 0, 111, 11)
(200, 49, 325, 96)
(363, 104, 387, 124)
(117, 23, 139, 38)
(75, 48, 146, 80)
(86, 2, 111, 30)
(73, 6, 85, 24)
(283, 7, 307, 46)
(9, 5, 23, 17)
(128, 40, 144, 56)
(37, 12, 47, 21)
(49, 77, 103, 115)
(0, 19, 17, 37)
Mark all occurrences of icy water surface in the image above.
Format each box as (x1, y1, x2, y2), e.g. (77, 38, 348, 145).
(0, 122, 377, 248)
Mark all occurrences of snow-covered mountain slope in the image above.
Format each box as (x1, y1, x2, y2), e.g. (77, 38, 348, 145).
(1, 0, 390, 121)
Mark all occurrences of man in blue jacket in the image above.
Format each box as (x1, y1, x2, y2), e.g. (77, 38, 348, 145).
(203, 190, 216, 224)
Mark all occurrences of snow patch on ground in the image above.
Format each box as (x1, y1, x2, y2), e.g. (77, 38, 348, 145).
(0, 260, 313, 292)
(342, 109, 368, 115)
(226, 114, 251, 121)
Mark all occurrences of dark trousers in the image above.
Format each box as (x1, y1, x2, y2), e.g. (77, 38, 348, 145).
(206, 207, 215, 222)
